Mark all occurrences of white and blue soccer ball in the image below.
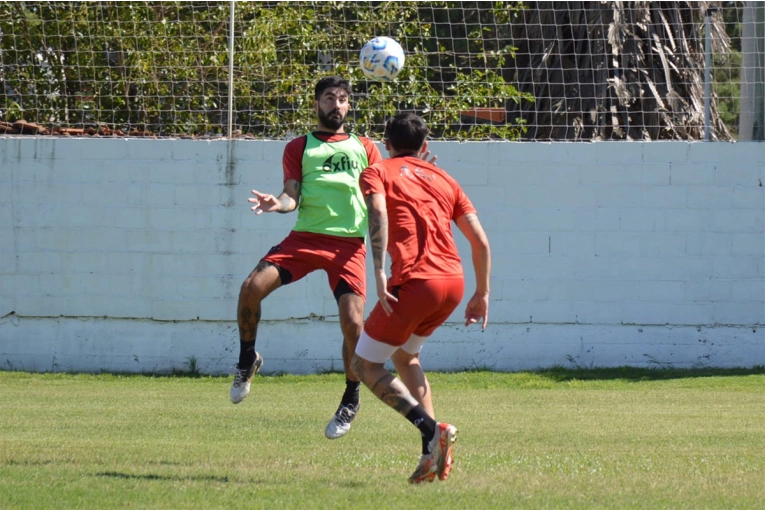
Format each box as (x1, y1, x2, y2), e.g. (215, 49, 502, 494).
(359, 37, 405, 82)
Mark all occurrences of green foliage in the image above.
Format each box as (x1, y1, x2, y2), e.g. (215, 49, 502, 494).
(713, 1, 744, 139)
(715, 49, 742, 139)
(0, 1, 530, 140)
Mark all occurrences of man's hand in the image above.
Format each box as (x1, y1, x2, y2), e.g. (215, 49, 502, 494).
(464, 292, 489, 330)
(374, 270, 398, 316)
(248, 190, 281, 214)
(418, 140, 437, 165)
(419, 149, 437, 165)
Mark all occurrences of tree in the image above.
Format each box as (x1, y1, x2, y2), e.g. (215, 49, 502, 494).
(0, 1, 740, 141)
(738, 1, 764, 140)
(0, 1, 530, 140)
(508, 1, 734, 140)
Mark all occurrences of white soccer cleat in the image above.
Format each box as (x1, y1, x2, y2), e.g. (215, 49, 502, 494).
(229, 352, 263, 404)
(408, 453, 438, 484)
(324, 403, 359, 439)
(409, 422, 458, 483)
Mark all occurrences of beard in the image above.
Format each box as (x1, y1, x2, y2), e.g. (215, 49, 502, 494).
(318, 108, 346, 131)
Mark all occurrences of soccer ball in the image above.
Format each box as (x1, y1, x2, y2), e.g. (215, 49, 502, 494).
(359, 37, 405, 82)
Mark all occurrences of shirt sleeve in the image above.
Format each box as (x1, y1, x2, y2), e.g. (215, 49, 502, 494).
(452, 180, 477, 219)
(360, 137, 384, 165)
(282, 136, 307, 184)
(359, 163, 386, 196)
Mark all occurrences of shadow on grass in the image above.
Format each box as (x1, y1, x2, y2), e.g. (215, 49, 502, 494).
(5, 365, 764, 382)
(96, 471, 234, 484)
(525, 365, 765, 382)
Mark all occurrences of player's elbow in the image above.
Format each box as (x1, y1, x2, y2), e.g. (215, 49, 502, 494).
(469, 228, 490, 253)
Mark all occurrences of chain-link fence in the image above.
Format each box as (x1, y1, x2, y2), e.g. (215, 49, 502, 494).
(1, 1, 763, 141)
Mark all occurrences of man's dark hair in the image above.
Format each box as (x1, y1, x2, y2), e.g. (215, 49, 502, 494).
(384, 112, 429, 153)
(315, 76, 351, 99)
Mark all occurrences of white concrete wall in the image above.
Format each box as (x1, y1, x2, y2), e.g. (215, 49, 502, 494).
(1, 137, 763, 374)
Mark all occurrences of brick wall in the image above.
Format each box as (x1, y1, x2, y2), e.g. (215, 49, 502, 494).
(1, 138, 763, 373)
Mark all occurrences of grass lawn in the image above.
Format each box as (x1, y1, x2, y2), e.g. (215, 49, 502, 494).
(1, 367, 763, 509)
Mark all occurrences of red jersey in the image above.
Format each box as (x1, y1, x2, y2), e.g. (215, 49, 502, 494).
(359, 155, 477, 285)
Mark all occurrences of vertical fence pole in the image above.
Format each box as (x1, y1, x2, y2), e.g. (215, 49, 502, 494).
(704, 8, 712, 141)
(228, 0, 235, 138)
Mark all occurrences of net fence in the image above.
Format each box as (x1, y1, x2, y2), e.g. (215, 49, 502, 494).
(0, 1, 763, 141)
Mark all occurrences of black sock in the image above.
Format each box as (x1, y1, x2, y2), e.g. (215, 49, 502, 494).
(341, 379, 360, 407)
(238, 342, 256, 368)
(405, 406, 437, 454)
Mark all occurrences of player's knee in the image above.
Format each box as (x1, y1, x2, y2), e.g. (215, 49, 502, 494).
(240, 263, 282, 302)
(342, 322, 363, 343)
(391, 348, 418, 368)
(339, 310, 364, 341)
(239, 274, 267, 303)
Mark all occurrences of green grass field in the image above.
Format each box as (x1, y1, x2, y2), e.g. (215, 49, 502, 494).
(1, 367, 763, 509)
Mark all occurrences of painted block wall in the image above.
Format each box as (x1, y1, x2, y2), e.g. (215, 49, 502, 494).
(0, 138, 763, 374)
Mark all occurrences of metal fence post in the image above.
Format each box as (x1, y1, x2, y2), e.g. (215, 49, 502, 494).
(704, 7, 712, 142)
(228, 0, 236, 138)
(704, 8, 716, 142)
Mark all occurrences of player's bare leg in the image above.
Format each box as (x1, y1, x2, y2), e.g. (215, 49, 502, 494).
(352, 353, 457, 483)
(230, 261, 281, 404)
(352, 355, 419, 414)
(391, 348, 434, 417)
(325, 291, 365, 438)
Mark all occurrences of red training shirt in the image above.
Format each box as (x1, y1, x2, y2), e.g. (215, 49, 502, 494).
(359, 155, 476, 286)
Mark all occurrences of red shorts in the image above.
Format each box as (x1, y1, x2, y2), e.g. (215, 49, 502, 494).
(363, 277, 464, 346)
(262, 230, 366, 299)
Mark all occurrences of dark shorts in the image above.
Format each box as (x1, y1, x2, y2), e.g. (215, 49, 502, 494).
(363, 277, 464, 346)
(262, 230, 366, 300)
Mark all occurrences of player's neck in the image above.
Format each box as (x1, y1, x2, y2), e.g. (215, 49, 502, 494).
(316, 124, 345, 135)
(389, 149, 420, 158)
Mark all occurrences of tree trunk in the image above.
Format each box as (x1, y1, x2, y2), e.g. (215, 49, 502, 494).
(511, 1, 733, 140)
(738, 1, 765, 141)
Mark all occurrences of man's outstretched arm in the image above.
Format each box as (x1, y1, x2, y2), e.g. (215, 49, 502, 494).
(249, 178, 301, 214)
